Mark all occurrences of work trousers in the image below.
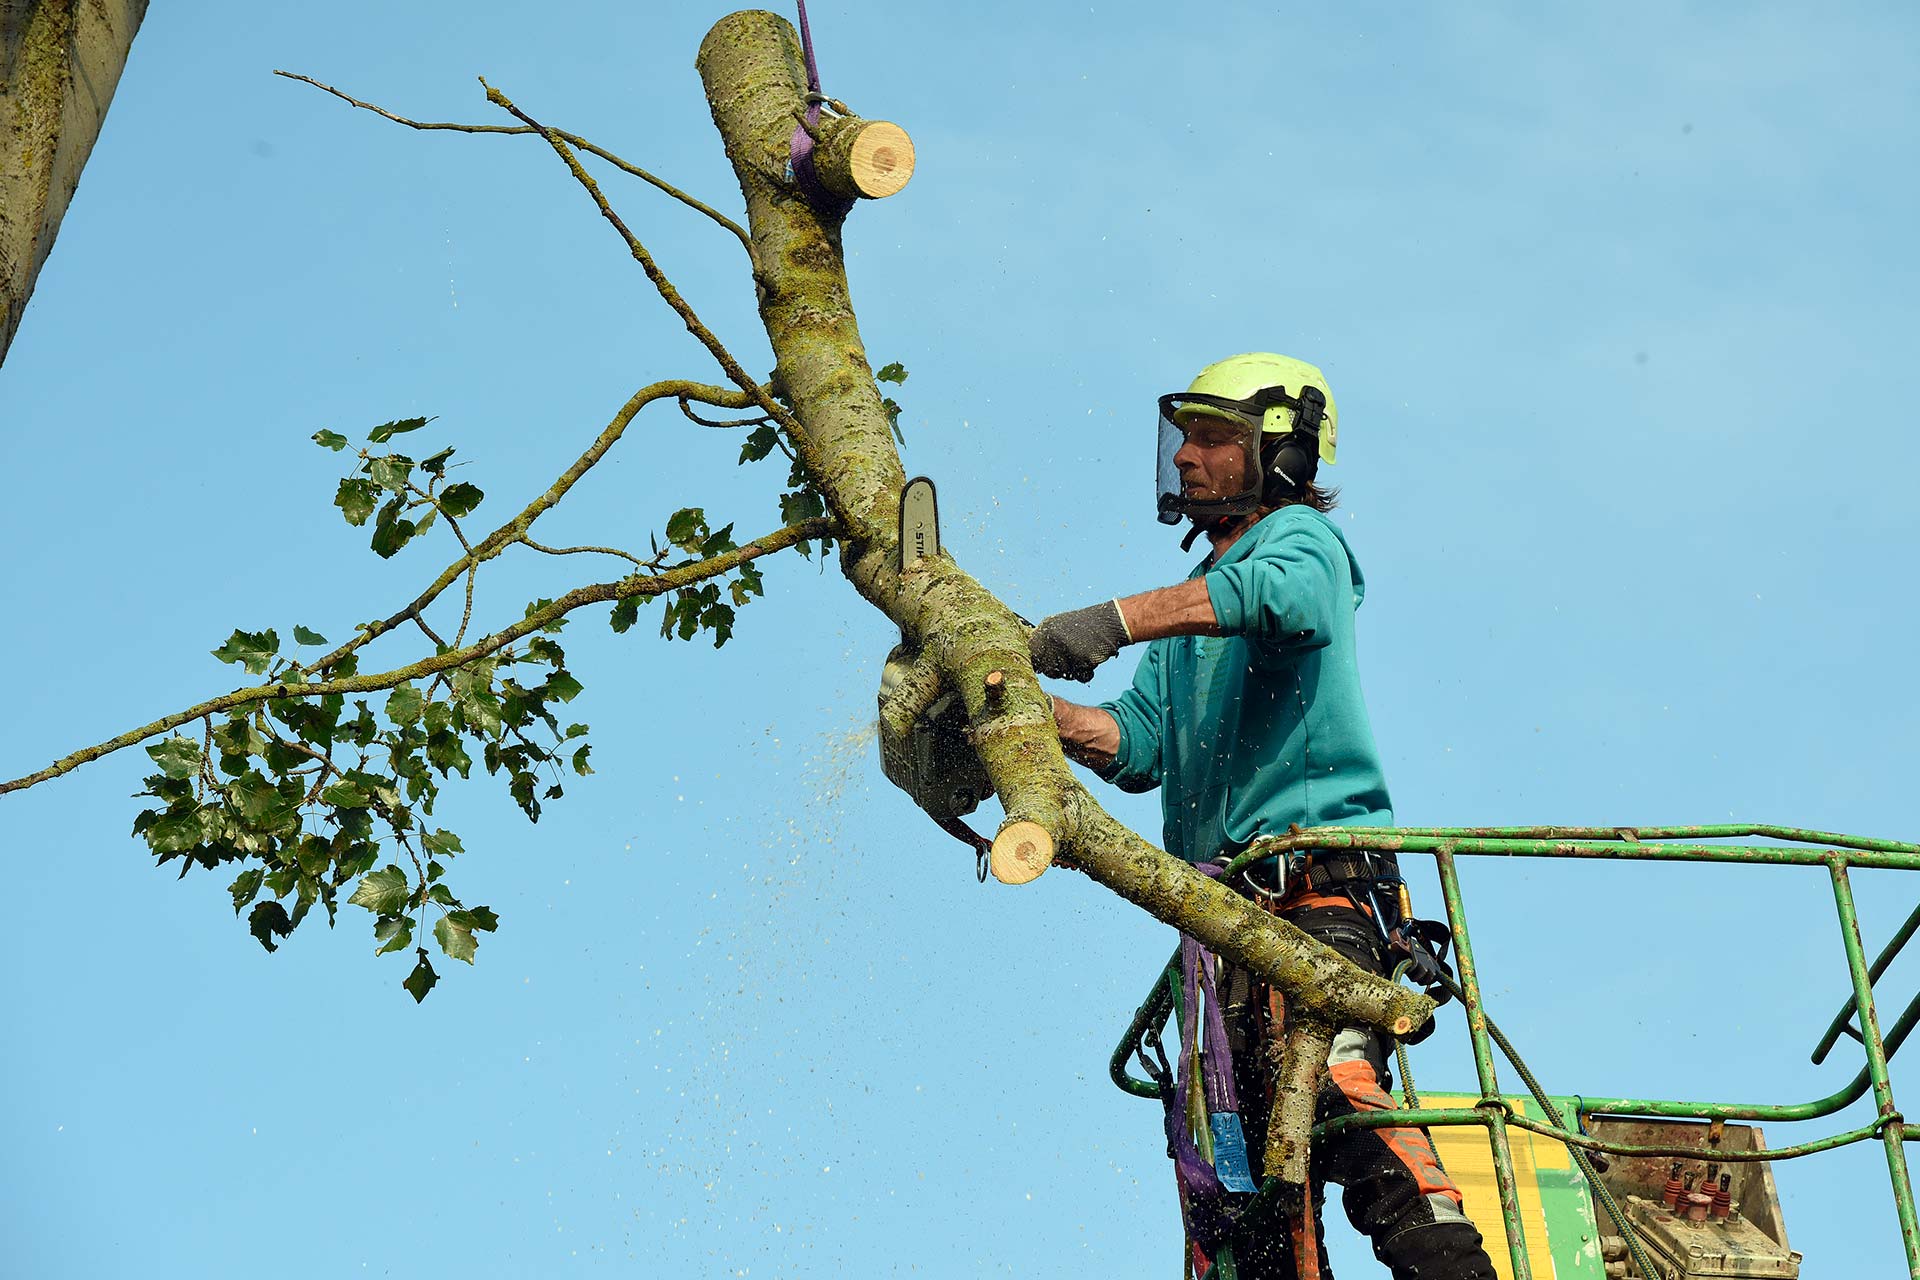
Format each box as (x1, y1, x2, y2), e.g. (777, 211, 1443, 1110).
(1215, 898, 1497, 1280)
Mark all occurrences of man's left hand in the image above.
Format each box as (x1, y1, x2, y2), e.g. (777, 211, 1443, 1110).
(1029, 600, 1132, 681)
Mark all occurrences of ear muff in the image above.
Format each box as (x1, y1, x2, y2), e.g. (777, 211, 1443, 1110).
(1257, 384, 1326, 501)
(1262, 435, 1318, 499)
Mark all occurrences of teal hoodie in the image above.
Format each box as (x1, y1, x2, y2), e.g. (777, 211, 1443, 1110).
(1098, 505, 1393, 862)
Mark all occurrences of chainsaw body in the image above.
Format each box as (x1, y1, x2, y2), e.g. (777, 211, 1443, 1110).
(875, 475, 996, 822)
(878, 642, 994, 820)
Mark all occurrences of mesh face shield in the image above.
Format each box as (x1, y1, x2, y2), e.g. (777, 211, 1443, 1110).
(1155, 394, 1264, 525)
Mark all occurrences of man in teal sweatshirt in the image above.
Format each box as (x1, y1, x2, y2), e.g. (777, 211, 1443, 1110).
(1034, 353, 1493, 1280)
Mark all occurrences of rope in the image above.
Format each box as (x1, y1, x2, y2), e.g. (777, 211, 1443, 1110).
(1425, 969, 1661, 1280)
(795, 0, 822, 94)
(788, 1, 855, 218)
(1390, 961, 1450, 1178)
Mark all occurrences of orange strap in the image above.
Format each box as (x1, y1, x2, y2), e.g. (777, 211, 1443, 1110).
(1279, 887, 1372, 916)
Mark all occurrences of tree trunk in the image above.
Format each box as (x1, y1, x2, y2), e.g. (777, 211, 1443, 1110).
(1, 0, 149, 367)
(693, 11, 1431, 1041)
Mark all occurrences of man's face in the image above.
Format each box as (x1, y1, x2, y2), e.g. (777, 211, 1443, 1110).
(1172, 415, 1255, 506)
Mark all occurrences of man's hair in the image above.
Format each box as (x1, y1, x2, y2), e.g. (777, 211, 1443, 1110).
(1290, 483, 1336, 514)
(1271, 483, 1340, 514)
(1214, 485, 1340, 544)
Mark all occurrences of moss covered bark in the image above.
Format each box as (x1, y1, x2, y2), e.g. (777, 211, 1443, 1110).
(1, 0, 149, 364)
(694, 11, 1433, 1042)
(1267, 1018, 1336, 1190)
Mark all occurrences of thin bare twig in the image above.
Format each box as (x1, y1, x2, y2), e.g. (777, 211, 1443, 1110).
(503, 720, 567, 790)
(247, 704, 338, 804)
(676, 396, 771, 430)
(273, 70, 753, 252)
(479, 80, 801, 438)
(455, 566, 477, 649)
(197, 715, 218, 797)
(411, 614, 448, 649)
(407, 479, 481, 649)
(518, 536, 657, 570)
(301, 760, 338, 807)
(253, 707, 332, 769)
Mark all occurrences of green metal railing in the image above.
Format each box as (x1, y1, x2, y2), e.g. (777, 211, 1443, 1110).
(1110, 825, 1920, 1278)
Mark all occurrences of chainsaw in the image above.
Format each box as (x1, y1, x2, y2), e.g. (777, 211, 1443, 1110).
(876, 476, 998, 875)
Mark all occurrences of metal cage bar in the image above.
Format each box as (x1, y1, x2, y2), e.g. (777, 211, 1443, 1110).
(1435, 848, 1532, 1279)
(1828, 862, 1920, 1275)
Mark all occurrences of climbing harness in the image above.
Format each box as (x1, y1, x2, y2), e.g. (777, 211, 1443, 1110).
(1144, 861, 1343, 1278)
(1127, 848, 1502, 1277)
(1112, 834, 1752, 1280)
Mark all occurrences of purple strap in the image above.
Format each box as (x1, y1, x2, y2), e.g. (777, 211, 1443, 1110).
(1159, 862, 1247, 1249)
(1180, 861, 1240, 1111)
(1181, 935, 1241, 1113)
(1164, 1099, 1235, 1250)
(788, 1, 856, 219)
(1164, 982, 1234, 1250)
(795, 0, 822, 91)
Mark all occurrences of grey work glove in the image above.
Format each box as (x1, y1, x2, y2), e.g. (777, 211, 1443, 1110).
(1029, 600, 1132, 682)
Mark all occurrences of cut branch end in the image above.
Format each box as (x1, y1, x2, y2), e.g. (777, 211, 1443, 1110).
(815, 118, 915, 201)
(990, 819, 1054, 885)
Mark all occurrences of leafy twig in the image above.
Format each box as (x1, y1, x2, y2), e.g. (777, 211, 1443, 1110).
(305, 378, 763, 678)
(1, 519, 834, 795)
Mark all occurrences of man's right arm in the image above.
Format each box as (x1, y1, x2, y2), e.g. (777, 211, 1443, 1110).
(1046, 640, 1166, 792)
(1051, 697, 1120, 772)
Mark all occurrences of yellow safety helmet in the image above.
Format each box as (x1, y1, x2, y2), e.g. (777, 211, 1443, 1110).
(1155, 352, 1337, 525)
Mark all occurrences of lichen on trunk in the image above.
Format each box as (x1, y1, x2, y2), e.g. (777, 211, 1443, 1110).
(0, 0, 150, 365)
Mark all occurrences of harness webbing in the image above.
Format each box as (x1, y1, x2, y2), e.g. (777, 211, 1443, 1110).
(788, 1, 856, 219)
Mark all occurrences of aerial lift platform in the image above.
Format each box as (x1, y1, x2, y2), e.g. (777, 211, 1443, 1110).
(1110, 825, 1920, 1278)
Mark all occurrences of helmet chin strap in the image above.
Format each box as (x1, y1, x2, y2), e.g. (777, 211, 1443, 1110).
(1181, 509, 1260, 554)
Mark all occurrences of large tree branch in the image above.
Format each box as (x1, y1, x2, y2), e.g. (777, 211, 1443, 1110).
(0, 519, 832, 795)
(692, 13, 1432, 1045)
(272, 70, 754, 252)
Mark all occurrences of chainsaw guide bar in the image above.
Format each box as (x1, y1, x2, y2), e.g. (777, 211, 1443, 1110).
(899, 475, 939, 571)
(877, 476, 1001, 874)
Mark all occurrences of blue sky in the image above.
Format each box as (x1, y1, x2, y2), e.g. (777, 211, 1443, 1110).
(4, 2, 1919, 1275)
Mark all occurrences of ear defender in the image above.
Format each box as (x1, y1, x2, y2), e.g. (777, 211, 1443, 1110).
(1266, 438, 1318, 491)
(1260, 385, 1326, 497)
